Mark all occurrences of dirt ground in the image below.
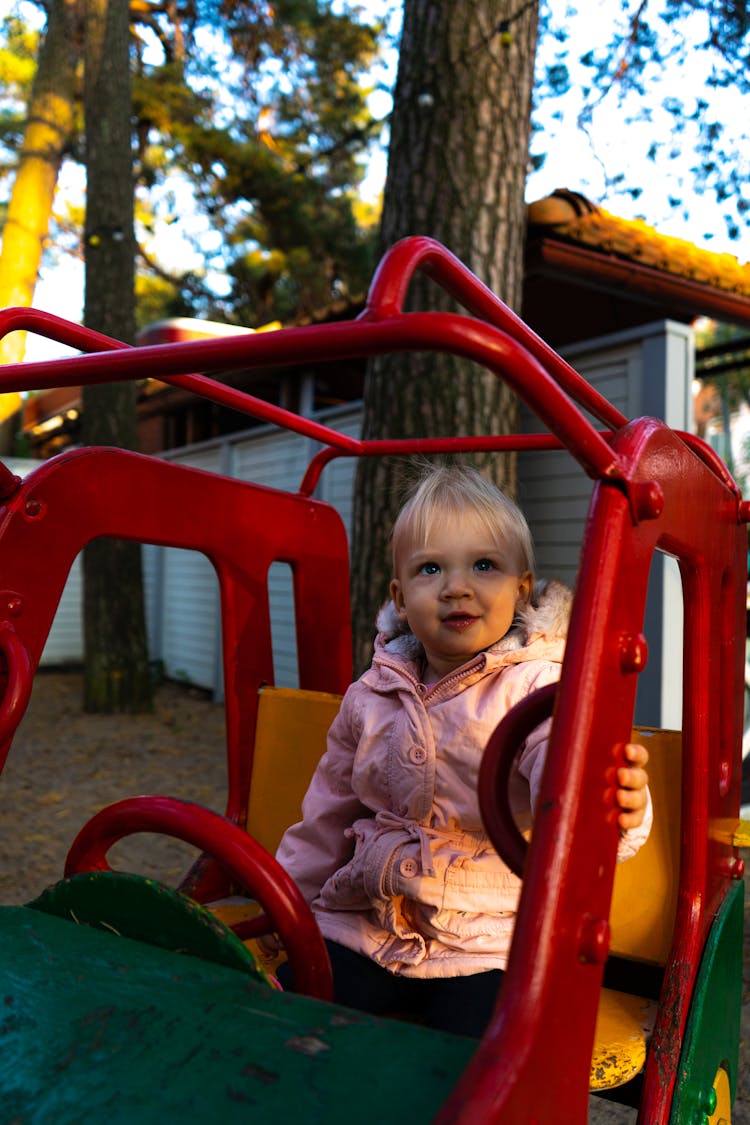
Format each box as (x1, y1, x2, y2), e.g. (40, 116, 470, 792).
(0, 671, 229, 903)
(0, 671, 748, 1123)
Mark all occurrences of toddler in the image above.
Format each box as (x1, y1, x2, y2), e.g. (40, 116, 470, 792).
(272, 465, 651, 1037)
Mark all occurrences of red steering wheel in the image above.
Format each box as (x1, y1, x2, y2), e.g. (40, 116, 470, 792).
(65, 795, 332, 1001)
(478, 682, 558, 878)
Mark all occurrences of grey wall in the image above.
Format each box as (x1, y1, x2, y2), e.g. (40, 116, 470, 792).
(518, 321, 693, 728)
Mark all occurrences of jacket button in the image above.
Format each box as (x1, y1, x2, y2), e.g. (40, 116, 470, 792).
(409, 746, 427, 764)
(399, 858, 418, 878)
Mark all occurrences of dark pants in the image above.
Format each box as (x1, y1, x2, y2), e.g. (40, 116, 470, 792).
(278, 939, 503, 1039)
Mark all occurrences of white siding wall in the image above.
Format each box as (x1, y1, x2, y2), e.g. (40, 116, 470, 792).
(18, 329, 690, 721)
(39, 553, 83, 663)
(148, 405, 363, 694)
(519, 321, 693, 728)
(517, 342, 636, 588)
(141, 446, 222, 692)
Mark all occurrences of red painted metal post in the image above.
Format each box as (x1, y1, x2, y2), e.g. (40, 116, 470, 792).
(436, 418, 746, 1123)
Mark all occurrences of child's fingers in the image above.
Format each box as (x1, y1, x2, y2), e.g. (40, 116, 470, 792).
(615, 743, 650, 831)
(616, 784, 648, 812)
(617, 806, 646, 831)
(622, 742, 649, 769)
(617, 765, 648, 791)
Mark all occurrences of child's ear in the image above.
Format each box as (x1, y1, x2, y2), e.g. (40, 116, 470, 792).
(390, 578, 408, 619)
(517, 572, 533, 604)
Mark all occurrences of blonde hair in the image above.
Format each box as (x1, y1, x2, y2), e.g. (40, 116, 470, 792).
(391, 465, 535, 577)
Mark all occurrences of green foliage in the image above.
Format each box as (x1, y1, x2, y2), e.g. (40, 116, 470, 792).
(6, 0, 747, 332)
(695, 320, 750, 410)
(128, 1, 384, 324)
(0, 0, 384, 328)
(0, 12, 37, 94)
(135, 272, 192, 330)
(0, 9, 39, 171)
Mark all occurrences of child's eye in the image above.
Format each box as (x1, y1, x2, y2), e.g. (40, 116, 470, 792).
(474, 558, 496, 572)
(419, 562, 440, 575)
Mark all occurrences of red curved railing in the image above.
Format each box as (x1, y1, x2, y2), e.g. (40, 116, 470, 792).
(65, 795, 333, 1000)
(1, 238, 740, 505)
(478, 682, 559, 879)
(2, 237, 742, 508)
(0, 238, 626, 482)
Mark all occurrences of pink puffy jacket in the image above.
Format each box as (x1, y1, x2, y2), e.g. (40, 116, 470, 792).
(276, 581, 652, 978)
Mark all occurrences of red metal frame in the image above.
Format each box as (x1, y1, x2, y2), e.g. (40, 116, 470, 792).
(0, 237, 746, 1122)
(64, 795, 333, 1000)
(449, 416, 746, 1121)
(0, 450, 352, 821)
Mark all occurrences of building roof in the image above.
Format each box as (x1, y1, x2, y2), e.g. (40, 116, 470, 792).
(528, 189, 750, 297)
(523, 189, 750, 345)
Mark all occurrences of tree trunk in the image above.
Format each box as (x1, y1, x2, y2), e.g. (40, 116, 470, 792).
(350, 0, 540, 673)
(0, 0, 79, 367)
(81, 0, 152, 713)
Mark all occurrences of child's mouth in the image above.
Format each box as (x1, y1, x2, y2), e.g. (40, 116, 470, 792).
(443, 614, 478, 631)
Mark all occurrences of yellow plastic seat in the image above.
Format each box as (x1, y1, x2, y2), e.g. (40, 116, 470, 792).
(590, 990, 657, 1090)
(213, 690, 679, 1092)
(245, 686, 343, 856)
(209, 687, 342, 960)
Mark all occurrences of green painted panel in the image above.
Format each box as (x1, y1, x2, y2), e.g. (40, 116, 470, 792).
(669, 878, 744, 1124)
(0, 906, 475, 1124)
(28, 871, 269, 982)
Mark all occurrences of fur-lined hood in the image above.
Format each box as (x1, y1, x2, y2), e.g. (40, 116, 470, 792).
(375, 578, 573, 668)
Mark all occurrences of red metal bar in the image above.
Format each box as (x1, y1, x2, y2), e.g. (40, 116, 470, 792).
(0, 310, 623, 482)
(438, 417, 746, 1124)
(2, 241, 629, 442)
(0, 448, 352, 822)
(0, 306, 129, 354)
(297, 433, 596, 495)
(64, 795, 333, 1001)
(362, 236, 629, 433)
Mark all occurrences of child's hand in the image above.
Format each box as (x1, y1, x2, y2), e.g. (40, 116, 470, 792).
(256, 931, 282, 961)
(615, 743, 650, 831)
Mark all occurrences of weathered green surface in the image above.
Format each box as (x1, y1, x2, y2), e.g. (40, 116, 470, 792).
(0, 906, 475, 1124)
(669, 877, 744, 1124)
(28, 871, 269, 983)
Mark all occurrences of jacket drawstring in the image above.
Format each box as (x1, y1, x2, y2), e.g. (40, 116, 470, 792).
(374, 809, 458, 878)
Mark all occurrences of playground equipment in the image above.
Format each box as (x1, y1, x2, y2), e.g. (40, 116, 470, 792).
(0, 237, 745, 1123)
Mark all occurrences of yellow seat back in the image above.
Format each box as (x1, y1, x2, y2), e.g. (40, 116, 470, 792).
(247, 686, 342, 855)
(243, 692, 679, 1090)
(609, 727, 681, 965)
(247, 692, 681, 969)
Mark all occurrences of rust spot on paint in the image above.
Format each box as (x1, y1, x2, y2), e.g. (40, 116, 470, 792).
(241, 1062, 280, 1085)
(285, 1035, 331, 1056)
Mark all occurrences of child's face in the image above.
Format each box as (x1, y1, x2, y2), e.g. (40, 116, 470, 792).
(390, 509, 532, 683)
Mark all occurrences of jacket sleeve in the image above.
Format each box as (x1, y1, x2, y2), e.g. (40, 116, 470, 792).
(275, 687, 371, 904)
(511, 662, 653, 861)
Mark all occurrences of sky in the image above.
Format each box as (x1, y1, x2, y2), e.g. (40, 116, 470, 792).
(22, 0, 750, 360)
(526, 3, 750, 257)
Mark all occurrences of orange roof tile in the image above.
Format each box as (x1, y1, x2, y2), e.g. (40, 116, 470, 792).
(527, 189, 750, 299)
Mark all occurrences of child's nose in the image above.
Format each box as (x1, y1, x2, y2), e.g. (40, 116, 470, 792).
(441, 569, 472, 597)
